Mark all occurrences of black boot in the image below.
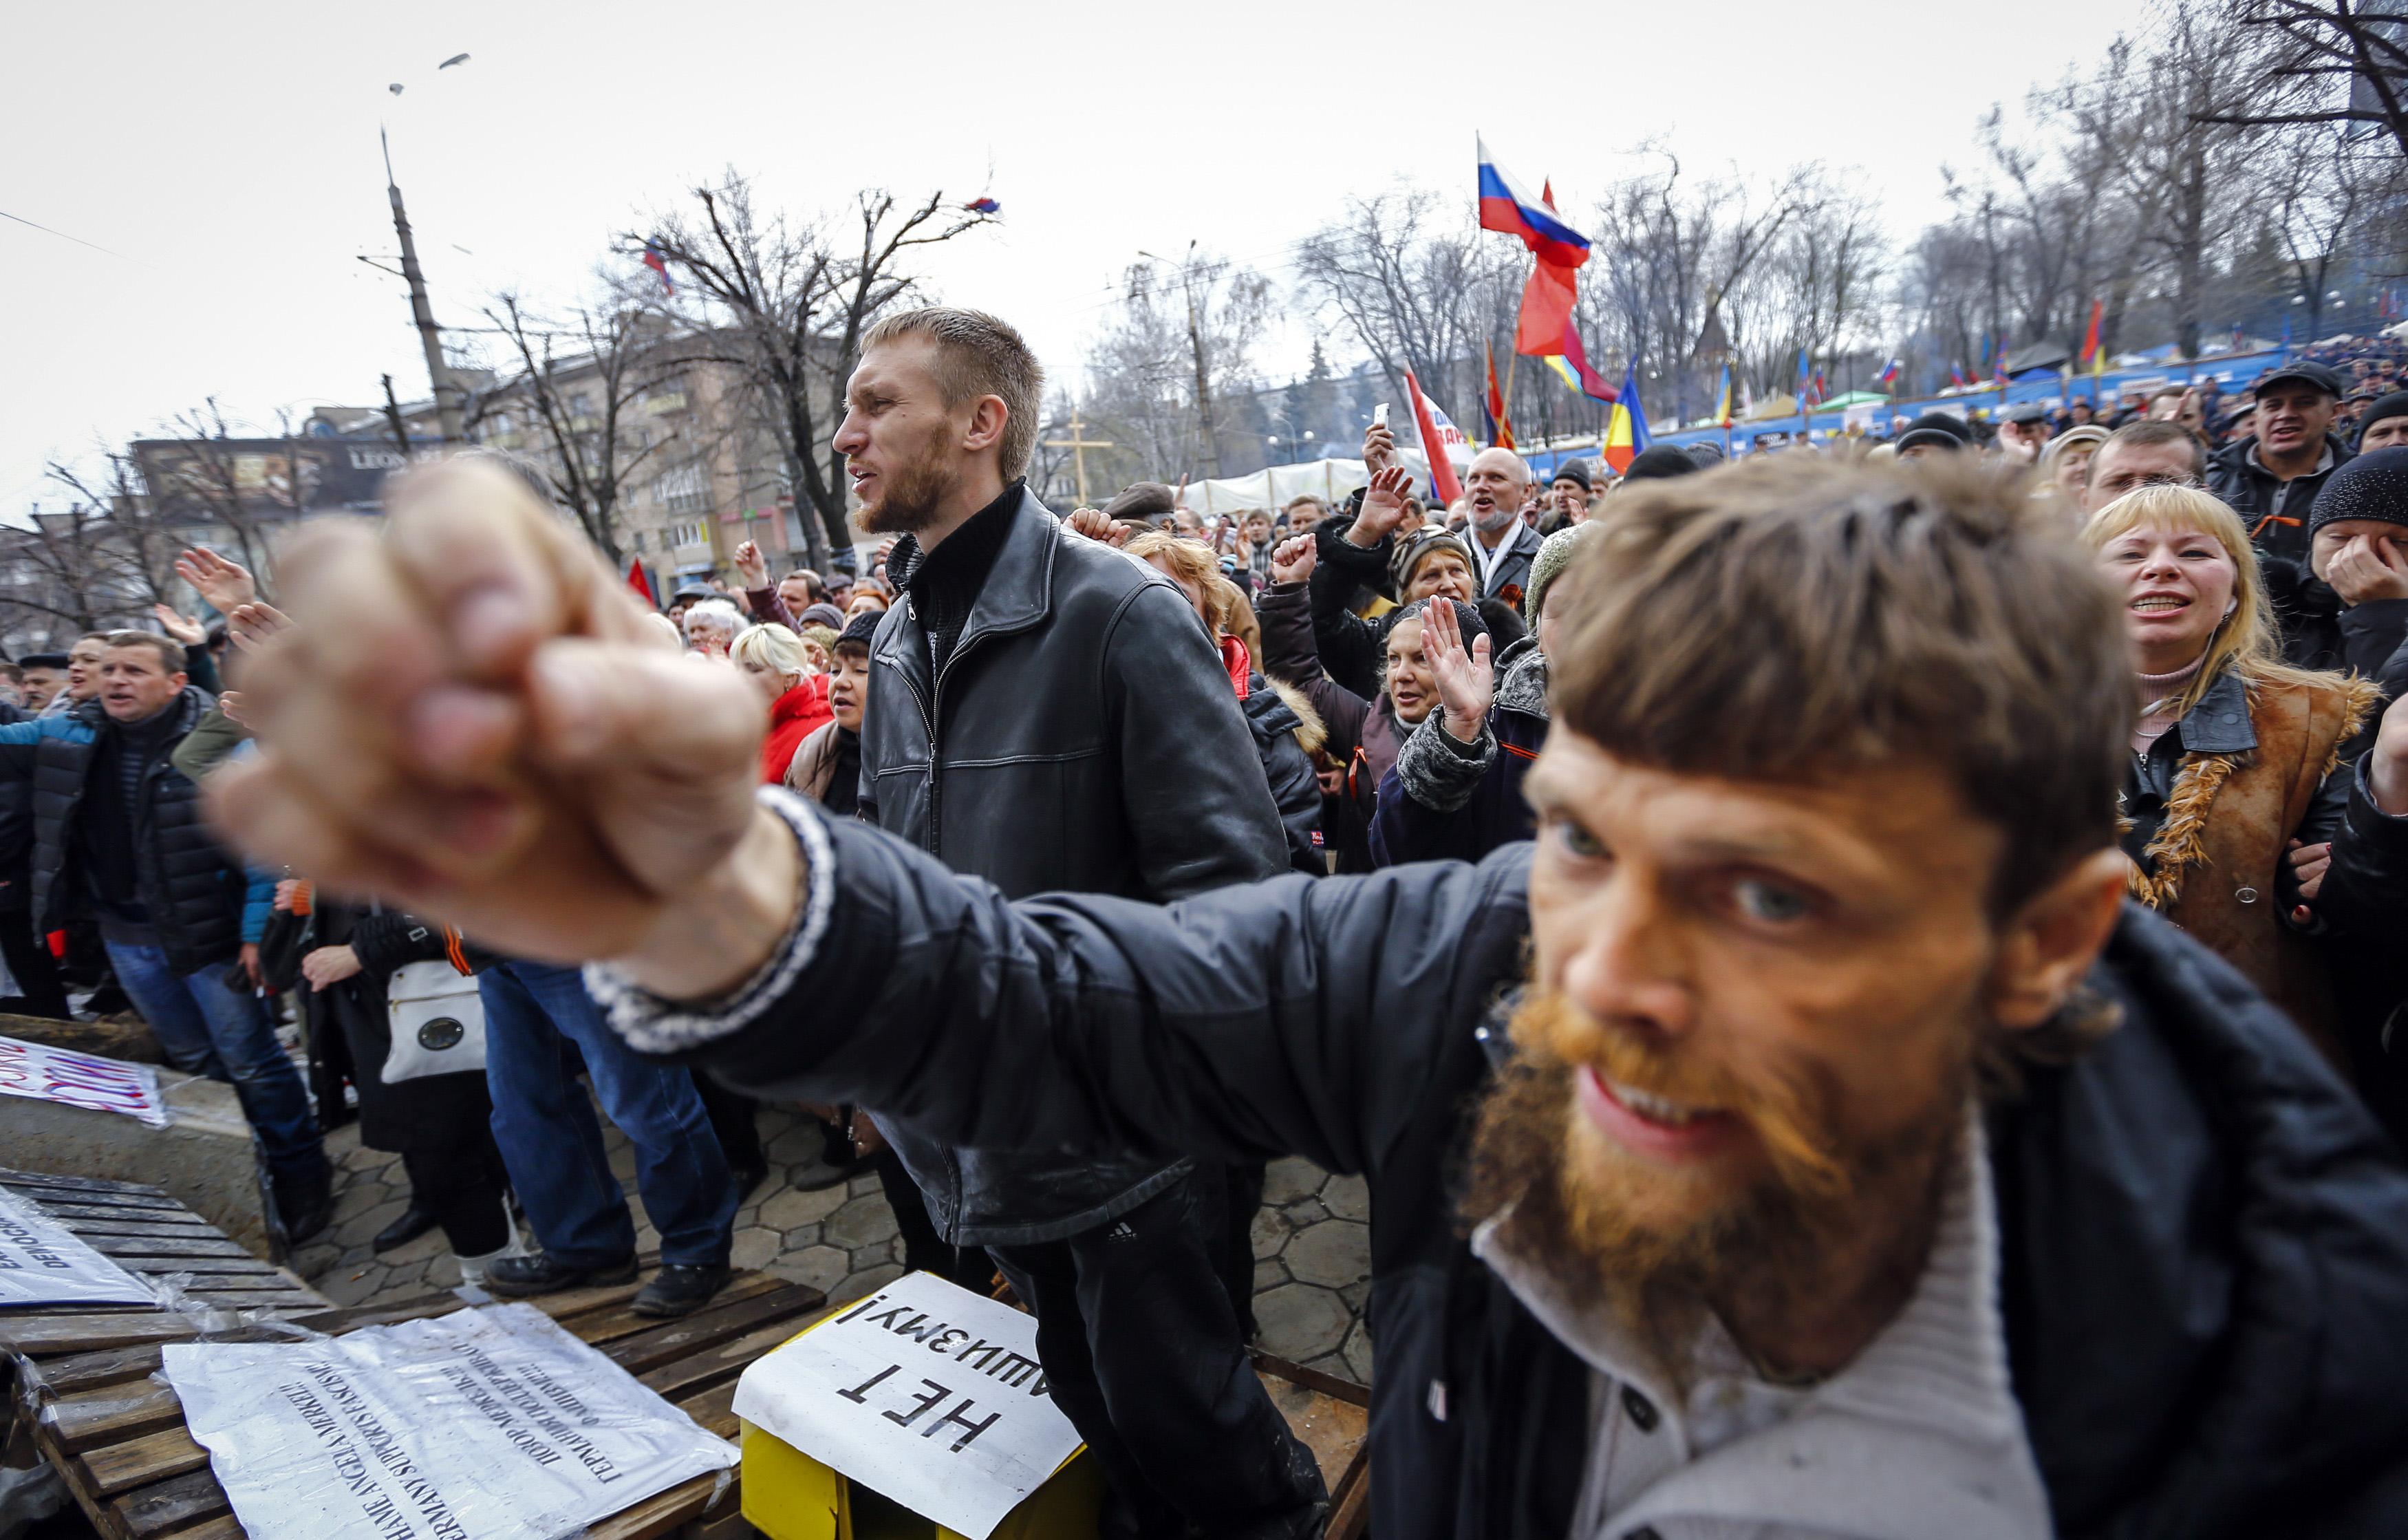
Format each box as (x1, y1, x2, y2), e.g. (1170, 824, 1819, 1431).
(274, 1164, 334, 1246)
(372, 1205, 438, 1254)
(631, 1263, 732, 1318)
(484, 1251, 638, 1297)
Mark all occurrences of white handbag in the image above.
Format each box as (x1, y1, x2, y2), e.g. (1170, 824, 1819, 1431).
(383, 957, 487, 1082)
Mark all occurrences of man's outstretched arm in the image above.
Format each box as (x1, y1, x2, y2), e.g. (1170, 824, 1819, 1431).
(207, 456, 1527, 1179)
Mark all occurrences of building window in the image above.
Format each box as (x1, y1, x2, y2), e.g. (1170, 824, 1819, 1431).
(667, 520, 707, 549)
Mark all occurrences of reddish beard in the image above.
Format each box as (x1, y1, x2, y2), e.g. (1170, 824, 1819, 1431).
(1462, 988, 1968, 1365)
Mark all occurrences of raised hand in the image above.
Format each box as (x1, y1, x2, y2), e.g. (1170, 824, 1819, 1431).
(1269, 534, 1318, 586)
(207, 458, 787, 996)
(226, 601, 294, 654)
(732, 539, 769, 590)
(176, 548, 257, 613)
(1065, 507, 1130, 546)
(153, 604, 206, 648)
(1362, 421, 1397, 476)
(1422, 597, 1492, 743)
(1346, 466, 1417, 549)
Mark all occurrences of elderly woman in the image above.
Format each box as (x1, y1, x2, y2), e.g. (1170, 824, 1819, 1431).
(1259, 533, 1483, 873)
(2041, 424, 2109, 502)
(679, 597, 747, 656)
(729, 623, 832, 784)
(2085, 484, 2390, 1064)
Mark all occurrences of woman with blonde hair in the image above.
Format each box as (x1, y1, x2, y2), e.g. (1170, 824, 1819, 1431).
(2041, 423, 2109, 502)
(728, 622, 830, 784)
(2085, 484, 2386, 1062)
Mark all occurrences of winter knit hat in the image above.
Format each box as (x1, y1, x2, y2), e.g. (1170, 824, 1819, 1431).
(1102, 481, 1177, 522)
(1392, 527, 1478, 593)
(2307, 448, 2408, 537)
(833, 610, 885, 656)
(1525, 522, 1604, 622)
(1620, 445, 1702, 481)
(2356, 392, 2408, 451)
(1549, 459, 1593, 492)
(1893, 414, 1973, 454)
(1388, 596, 1489, 649)
(798, 602, 848, 630)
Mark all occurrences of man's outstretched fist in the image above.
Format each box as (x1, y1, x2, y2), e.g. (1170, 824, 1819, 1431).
(208, 458, 799, 999)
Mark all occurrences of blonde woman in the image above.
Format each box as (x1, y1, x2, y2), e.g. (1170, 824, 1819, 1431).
(728, 623, 830, 784)
(2041, 423, 2109, 502)
(2085, 485, 2383, 1061)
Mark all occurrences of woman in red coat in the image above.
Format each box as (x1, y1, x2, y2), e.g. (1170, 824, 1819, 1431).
(731, 623, 832, 784)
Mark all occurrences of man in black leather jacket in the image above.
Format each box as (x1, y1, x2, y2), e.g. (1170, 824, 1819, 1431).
(837, 308, 1322, 1539)
(220, 451, 2408, 1539)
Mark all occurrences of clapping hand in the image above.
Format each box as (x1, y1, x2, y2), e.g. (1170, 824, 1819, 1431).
(1422, 596, 1492, 744)
(176, 548, 257, 612)
(226, 602, 294, 654)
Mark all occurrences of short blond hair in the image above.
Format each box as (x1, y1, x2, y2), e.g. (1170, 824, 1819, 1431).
(730, 622, 811, 683)
(860, 307, 1044, 478)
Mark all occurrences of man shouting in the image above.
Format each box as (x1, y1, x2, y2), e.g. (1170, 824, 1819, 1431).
(215, 453, 2408, 1537)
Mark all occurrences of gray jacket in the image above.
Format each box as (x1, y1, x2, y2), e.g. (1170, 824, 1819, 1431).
(859, 486, 1289, 1244)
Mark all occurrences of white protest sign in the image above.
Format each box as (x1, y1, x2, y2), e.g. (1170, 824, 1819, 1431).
(165, 1302, 735, 1540)
(733, 1270, 1083, 1540)
(0, 1035, 166, 1127)
(0, 1188, 155, 1308)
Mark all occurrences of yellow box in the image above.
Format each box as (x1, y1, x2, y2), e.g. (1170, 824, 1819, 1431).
(739, 1416, 1100, 1540)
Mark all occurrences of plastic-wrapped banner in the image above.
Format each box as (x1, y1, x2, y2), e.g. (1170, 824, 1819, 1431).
(733, 1270, 1083, 1539)
(165, 1302, 736, 1540)
(0, 1035, 166, 1126)
(0, 1188, 155, 1307)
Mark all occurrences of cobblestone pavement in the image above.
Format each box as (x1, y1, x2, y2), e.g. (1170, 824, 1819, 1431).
(294, 1105, 1375, 1387)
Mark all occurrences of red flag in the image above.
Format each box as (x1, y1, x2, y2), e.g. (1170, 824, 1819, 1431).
(1483, 346, 1516, 449)
(1558, 319, 1617, 402)
(1403, 368, 1465, 506)
(1514, 258, 1580, 357)
(625, 557, 657, 610)
(2079, 299, 2103, 366)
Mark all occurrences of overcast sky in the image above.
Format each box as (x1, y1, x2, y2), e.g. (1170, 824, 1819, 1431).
(3, 0, 2153, 513)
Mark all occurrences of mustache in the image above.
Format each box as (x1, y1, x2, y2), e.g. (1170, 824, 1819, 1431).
(1509, 988, 1853, 1204)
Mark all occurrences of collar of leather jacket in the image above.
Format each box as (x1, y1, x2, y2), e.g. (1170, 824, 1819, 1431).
(881, 486, 1059, 673)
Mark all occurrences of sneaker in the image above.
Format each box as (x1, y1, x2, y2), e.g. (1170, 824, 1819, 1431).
(484, 1251, 638, 1298)
(631, 1263, 732, 1318)
(372, 1205, 438, 1254)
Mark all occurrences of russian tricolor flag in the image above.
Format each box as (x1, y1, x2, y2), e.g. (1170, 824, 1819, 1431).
(1875, 357, 1902, 387)
(1477, 137, 1589, 269)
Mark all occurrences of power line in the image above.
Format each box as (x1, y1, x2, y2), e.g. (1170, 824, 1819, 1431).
(0, 208, 149, 267)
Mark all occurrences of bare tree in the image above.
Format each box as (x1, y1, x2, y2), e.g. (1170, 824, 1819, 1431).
(2209, 0, 2408, 158)
(482, 285, 685, 565)
(630, 173, 995, 570)
(1296, 189, 1514, 418)
(2262, 124, 2403, 339)
(0, 454, 181, 653)
(1083, 250, 1274, 479)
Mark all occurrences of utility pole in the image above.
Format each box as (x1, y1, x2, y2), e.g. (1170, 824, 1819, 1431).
(382, 127, 464, 445)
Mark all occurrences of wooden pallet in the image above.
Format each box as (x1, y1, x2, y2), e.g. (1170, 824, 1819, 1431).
(1250, 1349, 1373, 1540)
(0, 1167, 325, 1318)
(0, 1169, 825, 1540)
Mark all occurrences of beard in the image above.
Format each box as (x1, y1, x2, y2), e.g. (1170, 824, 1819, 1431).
(852, 427, 960, 536)
(1474, 502, 1517, 536)
(1463, 988, 1970, 1371)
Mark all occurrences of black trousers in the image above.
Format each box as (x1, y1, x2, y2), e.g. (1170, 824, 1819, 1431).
(692, 1072, 764, 1177)
(399, 1135, 512, 1257)
(989, 1173, 1327, 1540)
(873, 1150, 990, 1290)
(0, 913, 69, 1020)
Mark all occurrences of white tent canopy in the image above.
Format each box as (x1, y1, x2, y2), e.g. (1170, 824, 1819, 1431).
(1172, 447, 1461, 515)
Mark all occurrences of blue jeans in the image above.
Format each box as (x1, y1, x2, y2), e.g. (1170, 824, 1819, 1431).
(106, 940, 325, 1184)
(478, 961, 734, 1268)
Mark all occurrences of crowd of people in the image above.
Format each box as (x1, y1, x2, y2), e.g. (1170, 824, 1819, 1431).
(8, 305, 2408, 1537)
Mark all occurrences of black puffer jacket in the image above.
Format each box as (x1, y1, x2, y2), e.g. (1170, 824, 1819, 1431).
(0, 689, 261, 974)
(632, 811, 2408, 1540)
(857, 485, 1289, 1246)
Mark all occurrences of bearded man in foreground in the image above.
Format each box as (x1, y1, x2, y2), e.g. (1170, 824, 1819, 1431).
(215, 453, 2408, 1538)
